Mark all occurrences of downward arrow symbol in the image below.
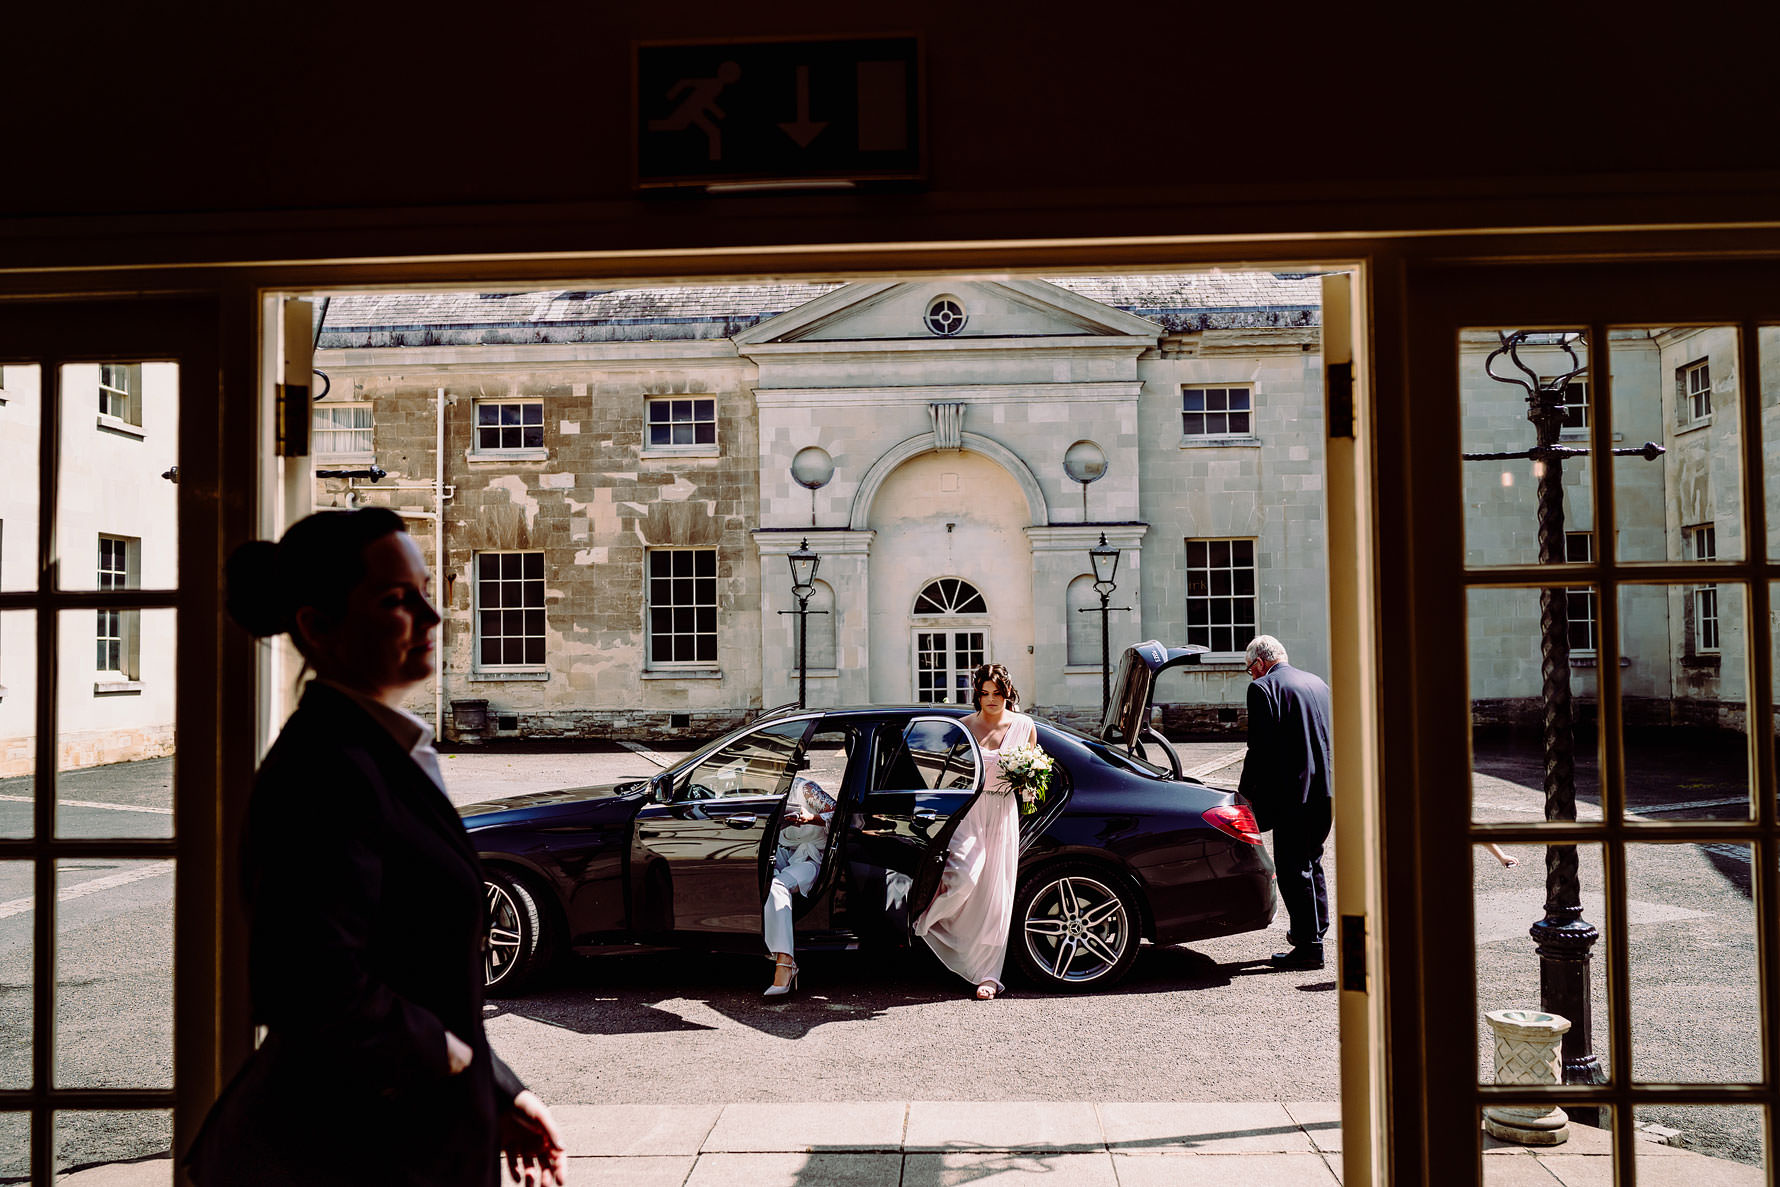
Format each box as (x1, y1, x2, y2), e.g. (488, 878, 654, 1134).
(778, 65, 828, 148)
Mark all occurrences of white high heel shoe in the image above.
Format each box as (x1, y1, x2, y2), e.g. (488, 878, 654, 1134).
(763, 957, 799, 997)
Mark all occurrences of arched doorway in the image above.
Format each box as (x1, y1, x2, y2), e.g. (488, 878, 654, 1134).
(866, 449, 1035, 702)
(910, 577, 990, 703)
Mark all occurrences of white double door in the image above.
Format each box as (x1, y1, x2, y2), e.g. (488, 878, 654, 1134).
(912, 626, 989, 704)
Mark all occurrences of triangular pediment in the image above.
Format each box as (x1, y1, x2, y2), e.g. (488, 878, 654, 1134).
(733, 278, 1162, 348)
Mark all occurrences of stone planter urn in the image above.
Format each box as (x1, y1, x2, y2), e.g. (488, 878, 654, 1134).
(1482, 1009, 1572, 1145)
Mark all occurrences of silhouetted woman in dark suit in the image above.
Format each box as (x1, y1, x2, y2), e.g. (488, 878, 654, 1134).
(186, 509, 564, 1187)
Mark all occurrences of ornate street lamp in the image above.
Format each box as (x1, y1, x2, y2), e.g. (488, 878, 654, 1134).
(1082, 532, 1126, 717)
(784, 539, 822, 708)
(1462, 330, 1664, 1119)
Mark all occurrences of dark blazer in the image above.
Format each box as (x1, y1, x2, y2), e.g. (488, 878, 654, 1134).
(1238, 662, 1334, 832)
(186, 682, 524, 1186)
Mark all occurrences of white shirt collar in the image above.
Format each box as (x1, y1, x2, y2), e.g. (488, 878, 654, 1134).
(317, 678, 436, 756)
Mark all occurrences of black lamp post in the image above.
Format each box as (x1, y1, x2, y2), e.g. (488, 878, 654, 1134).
(1462, 330, 1664, 1117)
(1083, 533, 1125, 717)
(784, 539, 821, 708)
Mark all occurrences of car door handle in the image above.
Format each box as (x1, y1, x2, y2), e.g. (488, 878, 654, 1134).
(724, 814, 758, 829)
(913, 809, 940, 821)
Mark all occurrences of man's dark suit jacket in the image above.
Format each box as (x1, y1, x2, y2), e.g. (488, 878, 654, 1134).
(1238, 661, 1334, 833)
(186, 682, 524, 1186)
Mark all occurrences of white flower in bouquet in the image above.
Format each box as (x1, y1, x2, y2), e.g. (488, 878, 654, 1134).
(995, 740, 1054, 817)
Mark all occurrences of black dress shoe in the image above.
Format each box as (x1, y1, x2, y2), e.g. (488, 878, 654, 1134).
(1270, 945, 1325, 970)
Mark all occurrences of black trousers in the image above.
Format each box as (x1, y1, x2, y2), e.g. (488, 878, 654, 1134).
(1271, 795, 1332, 948)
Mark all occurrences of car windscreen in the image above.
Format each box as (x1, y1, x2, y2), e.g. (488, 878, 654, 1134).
(663, 714, 818, 783)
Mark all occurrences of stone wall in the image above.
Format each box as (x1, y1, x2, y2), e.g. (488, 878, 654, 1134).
(0, 724, 180, 779)
(1470, 696, 1749, 737)
(447, 702, 753, 746)
(314, 344, 765, 744)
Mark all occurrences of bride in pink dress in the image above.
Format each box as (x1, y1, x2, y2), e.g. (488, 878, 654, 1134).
(915, 663, 1031, 1000)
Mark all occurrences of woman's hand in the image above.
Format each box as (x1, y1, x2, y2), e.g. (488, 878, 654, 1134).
(445, 1029, 473, 1075)
(502, 1090, 567, 1186)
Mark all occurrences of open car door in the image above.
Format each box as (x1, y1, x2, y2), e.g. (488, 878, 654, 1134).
(1098, 640, 1209, 779)
(632, 716, 817, 935)
(849, 716, 983, 937)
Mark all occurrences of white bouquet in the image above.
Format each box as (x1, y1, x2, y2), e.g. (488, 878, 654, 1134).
(995, 740, 1054, 817)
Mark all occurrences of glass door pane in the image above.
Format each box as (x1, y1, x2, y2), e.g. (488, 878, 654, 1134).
(55, 363, 179, 593)
(55, 608, 175, 840)
(0, 365, 42, 594)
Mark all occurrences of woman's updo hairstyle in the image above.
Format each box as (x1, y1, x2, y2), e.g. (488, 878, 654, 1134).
(970, 662, 1020, 711)
(225, 508, 408, 648)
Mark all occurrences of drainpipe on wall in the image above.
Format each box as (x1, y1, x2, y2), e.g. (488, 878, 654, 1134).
(434, 388, 446, 734)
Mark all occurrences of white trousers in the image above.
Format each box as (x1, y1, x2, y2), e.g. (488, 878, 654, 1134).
(763, 856, 820, 956)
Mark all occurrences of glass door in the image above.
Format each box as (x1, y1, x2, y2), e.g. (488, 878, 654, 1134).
(1399, 260, 1779, 1184)
(913, 629, 988, 704)
(0, 298, 230, 1185)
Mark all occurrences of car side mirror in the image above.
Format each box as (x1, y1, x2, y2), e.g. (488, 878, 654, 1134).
(652, 774, 676, 805)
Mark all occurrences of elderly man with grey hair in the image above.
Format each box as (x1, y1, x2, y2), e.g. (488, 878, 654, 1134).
(1239, 634, 1334, 971)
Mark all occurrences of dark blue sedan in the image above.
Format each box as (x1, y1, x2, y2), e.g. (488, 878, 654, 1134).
(463, 642, 1275, 994)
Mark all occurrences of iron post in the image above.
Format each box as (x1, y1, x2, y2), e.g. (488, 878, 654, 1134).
(1083, 533, 1126, 719)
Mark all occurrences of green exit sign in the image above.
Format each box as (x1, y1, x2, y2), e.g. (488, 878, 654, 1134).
(634, 36, 924, 189)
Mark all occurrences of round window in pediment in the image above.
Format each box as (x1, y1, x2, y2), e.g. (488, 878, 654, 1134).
(924, 296, 966, 336)
(914, 578, 987, 615)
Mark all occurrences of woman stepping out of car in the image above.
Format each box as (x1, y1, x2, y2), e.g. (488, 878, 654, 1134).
(762, 774, 838, 995)
(914, 663, 1032, 1000)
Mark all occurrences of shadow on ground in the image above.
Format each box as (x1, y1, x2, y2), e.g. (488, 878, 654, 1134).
(487, 940, 1294, 1040)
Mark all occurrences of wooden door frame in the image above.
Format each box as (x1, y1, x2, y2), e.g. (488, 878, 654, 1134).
(1397, 256, 1780, 1183)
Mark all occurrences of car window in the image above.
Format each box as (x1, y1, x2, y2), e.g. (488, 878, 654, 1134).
(675, 718, 811, 801)
(799, 727, 853, 800)
(874, 718, 979, 793)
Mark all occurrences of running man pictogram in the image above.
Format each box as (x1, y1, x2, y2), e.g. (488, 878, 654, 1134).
(647, 61, 742, 161)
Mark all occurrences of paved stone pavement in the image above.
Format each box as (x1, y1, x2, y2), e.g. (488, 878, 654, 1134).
(50, 1102, 1767, 1185)
(481, 1102, 1755, 1187)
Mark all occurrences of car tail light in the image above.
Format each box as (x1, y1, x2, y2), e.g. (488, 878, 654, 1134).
(1203, 804, 1263, 845)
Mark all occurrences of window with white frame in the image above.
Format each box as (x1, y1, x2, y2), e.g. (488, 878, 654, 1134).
(1181, 386, 1252, 438)
(647, 548, 717, 666)
(312, 403, 373, 456)
(645, 397, 716, 449)
(914, 628, 986, 704)
(474, 399, 544, 452)
(98, 363, 141, 426)
(1184, 538, 1256, 655)
(1551, 378, 1589, 432)
(1687, 523, 1717, 563)
(1688, 523, 1719, 653)
(1678, 359, 1712, 425)
(97, 534, 140, 679)
(1564, 531, 1596, 653)
(475, 551, 546, 668)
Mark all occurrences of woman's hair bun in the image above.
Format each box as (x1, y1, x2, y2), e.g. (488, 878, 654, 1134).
(224, 539, 288, 638)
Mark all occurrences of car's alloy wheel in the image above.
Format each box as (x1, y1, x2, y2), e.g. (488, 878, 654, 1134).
(483, 869, 547, 995)
(1015, 867, 1140, 991)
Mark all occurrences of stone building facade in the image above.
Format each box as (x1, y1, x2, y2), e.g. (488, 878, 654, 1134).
(315, 275, 1334, 742)
(1461, 326, 1766, 737)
